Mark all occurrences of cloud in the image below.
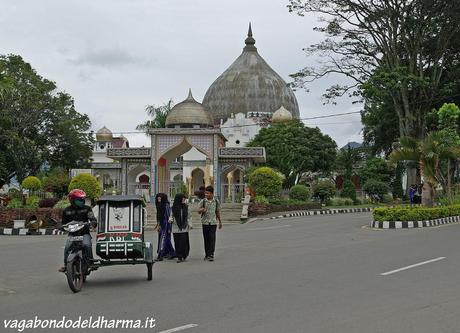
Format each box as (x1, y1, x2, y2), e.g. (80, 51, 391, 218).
(69, 48, 151, 69)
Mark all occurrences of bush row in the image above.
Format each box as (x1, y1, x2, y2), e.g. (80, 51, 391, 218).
(6, 196, 65, 209)
(373, 205, 460, 222)
(249, 202, 322, 217)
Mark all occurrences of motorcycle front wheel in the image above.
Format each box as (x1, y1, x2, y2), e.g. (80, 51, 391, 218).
(66, 257, 83, 293)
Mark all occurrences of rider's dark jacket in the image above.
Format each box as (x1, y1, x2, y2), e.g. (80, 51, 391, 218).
(62, 205, 97, 235)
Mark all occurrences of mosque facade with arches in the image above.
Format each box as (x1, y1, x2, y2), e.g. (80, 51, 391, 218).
(90, 25, 297, 202)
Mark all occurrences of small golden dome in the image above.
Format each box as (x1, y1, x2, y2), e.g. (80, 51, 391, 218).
(96, 126, 113, 141)
(272, 106, 293, 123)
(166, 89, 213, 127)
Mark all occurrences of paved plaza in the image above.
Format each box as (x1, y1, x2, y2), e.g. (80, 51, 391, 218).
(1, 213, 460, 333)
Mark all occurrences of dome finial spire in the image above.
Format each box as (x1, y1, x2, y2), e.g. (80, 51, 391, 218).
(187, 88, 194, 101)
(244, 22, 257, 51)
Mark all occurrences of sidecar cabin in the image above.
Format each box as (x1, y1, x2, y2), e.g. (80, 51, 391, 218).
(95, 195, 146, 260)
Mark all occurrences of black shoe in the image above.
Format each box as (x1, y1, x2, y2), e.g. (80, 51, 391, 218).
(58, 266, 66, 273)
(156, 257, 163, 262)
(208, 255, 214, 262)
(204, 256, 209, 261)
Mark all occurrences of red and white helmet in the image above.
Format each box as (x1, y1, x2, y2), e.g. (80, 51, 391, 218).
(68, 189, 86, 201)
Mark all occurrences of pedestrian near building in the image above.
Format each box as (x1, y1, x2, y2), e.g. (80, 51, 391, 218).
(155, 193, 176, 261)
(409, 184, 416, 204)
(198, 185, 222, 261)
(170, 193, 192, 263)
(194, 185, 206, 200)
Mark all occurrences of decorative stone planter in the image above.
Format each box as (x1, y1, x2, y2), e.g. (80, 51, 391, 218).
(13, 220, 26, 229)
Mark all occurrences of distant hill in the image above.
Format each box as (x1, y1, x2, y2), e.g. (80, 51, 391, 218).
(341, 141, 362, 150)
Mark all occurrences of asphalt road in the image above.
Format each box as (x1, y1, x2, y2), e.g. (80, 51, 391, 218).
(1, 213, 460, 333)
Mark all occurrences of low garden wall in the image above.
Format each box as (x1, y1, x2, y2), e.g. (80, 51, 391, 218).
(0, 208, 62, 228)
(249, 202, 322, 217)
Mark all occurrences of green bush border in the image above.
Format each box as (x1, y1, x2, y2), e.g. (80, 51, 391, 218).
(373, 205, 460, 222)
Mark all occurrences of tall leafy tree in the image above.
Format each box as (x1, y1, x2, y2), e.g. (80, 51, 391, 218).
(0, 54, 93, 187)
(288, 0, 460, 186)
(335, 146, 364, 201)
(136, 100, 173, 131)
(361, 101, 399, 157)
(289, 0, 460, 137)
(248, 121, 337, 187)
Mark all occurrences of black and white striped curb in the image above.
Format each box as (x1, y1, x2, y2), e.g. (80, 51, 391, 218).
(371, 215, 460, 229)
(256, 207, 373, 221)
(0, 228, 65, 236)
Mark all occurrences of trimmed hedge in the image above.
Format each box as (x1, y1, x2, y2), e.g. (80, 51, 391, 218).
(373, 205, 460, 222)
(289, 185, 311, 202)
(68, 174, 101, 201)
(248, 167, 283, 199)
(328, 197, 354, 206)
(249, 202, 321, 217)
(22, 176, 42, 192)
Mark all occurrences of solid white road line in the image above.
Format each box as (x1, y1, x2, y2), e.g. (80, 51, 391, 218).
(247, 225, 291, 231)
(158, 324, 198, 333)
(380, 257, 446, 276)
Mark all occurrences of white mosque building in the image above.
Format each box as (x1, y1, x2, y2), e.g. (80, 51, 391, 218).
(90, 25, 298, 202)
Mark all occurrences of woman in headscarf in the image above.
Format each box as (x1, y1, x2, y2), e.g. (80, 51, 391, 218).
(155, 193, 176, 261)
(171, 193, 192, 263)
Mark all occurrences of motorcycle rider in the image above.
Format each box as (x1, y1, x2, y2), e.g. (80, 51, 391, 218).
(58, 189, 97, 272)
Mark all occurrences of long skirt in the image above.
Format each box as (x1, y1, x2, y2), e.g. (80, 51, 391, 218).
(173, 232, 190, 260)
(157, 227, 176, 259)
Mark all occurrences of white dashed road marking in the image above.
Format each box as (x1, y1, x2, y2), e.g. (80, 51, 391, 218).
(158, 324, 198, 333)
(247, 225, 291, 231)
(381, 257, 446, 276)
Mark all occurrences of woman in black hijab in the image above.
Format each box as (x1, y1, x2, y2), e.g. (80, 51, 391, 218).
(155, 193, 176, 261)
(171, 193, 192, 263)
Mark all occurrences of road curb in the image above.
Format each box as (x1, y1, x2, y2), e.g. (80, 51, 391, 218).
(252, 207, 373, 222)
(0, 228, 65, 236)
(371, 215, 460, 229)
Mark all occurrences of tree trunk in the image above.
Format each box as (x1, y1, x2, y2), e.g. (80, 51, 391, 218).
(422, 182, 434, 207)
(448, 159, 452, 202)
(406, 163, 418, 195)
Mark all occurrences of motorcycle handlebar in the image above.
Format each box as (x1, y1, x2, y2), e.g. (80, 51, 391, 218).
(60, 221, 92, 231)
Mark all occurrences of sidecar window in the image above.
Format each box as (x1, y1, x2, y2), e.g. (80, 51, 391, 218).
(98, 203, 106, 233)
(133, 203, 141, 232)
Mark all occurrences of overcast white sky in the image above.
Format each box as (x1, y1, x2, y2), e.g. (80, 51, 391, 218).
(0, 0, 363, 148)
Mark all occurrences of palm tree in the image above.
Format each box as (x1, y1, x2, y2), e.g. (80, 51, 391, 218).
(389, 131, 460, 207)
(136, 99, 173, 132)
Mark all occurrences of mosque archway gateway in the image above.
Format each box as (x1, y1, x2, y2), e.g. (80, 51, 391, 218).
(106, 136, 265, 201)
(101, 25, 303, 201)
(148, 127, 225, 200)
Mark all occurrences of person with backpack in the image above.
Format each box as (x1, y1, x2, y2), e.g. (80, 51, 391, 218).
(197, 185, 222, 261)
(170, 193, 192, 263)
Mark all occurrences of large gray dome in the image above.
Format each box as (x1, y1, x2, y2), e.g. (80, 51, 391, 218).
(202, 25, 300, 123)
